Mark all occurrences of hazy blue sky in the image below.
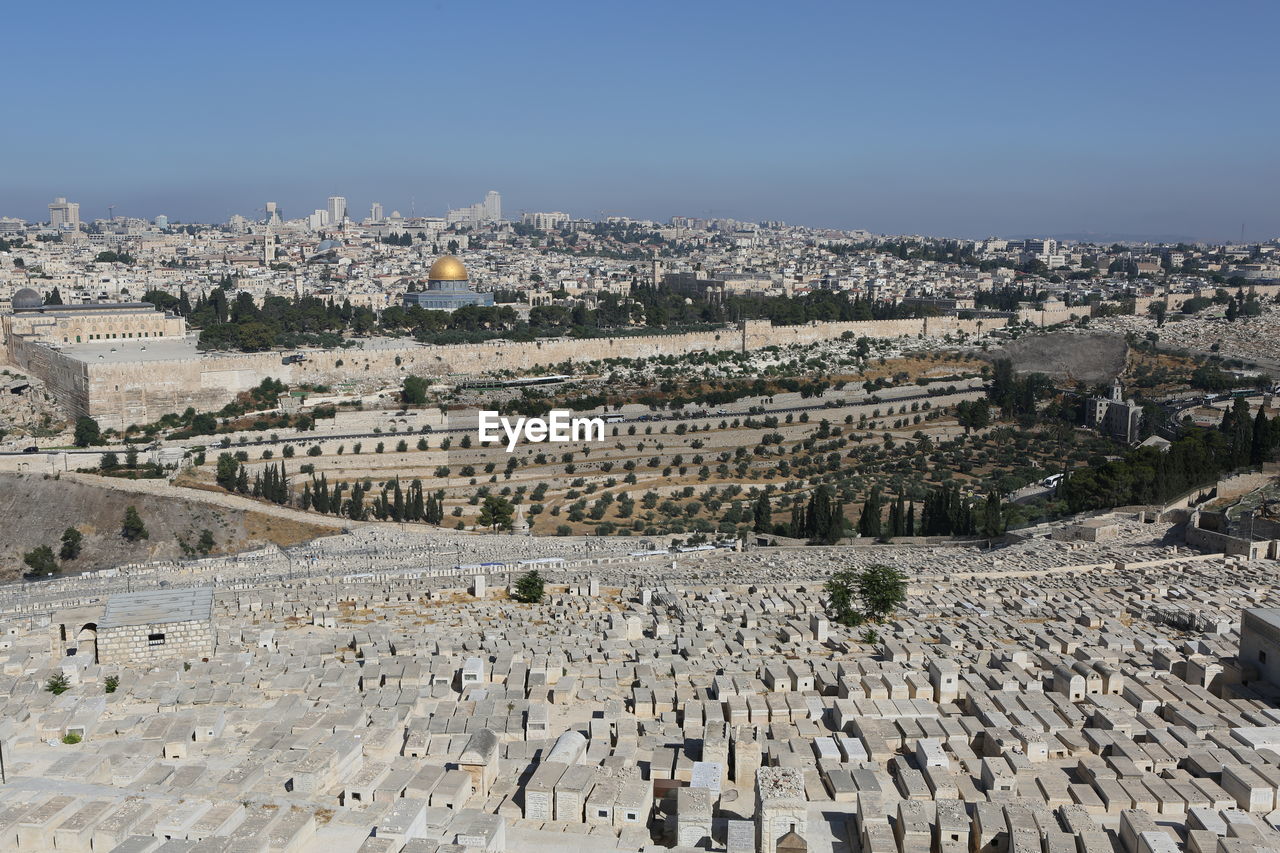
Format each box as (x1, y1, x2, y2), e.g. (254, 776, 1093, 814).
(4, 0, 1277, 240)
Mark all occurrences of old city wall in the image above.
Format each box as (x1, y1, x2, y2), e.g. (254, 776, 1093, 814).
(76, 317, 1005, 428)
(84, 351, 283, 430)
(1133, 283, 1280, 315)
(6, 333, 91, 418)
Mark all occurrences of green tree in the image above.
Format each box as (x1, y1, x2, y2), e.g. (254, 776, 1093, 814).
(45, 672, 71, 695)
(752, 492, 772, 533)
(121, 505, 149, 541)
(23, 544, 58, 576)
(1149, 301, 1167, 327)
(99, 451, 119, 470)
(59, 527, 82, 560)
(402, 375, 428, 405)
(477, 495, 514, 530)
(74, 416, 101, 447)
(825, 564, 908, 626)
(190, 412, 218, 434)
(857, 486, 883, 539)
(980, 492, 1006, 538)
(955, 399, 991, 434)
(858, 564, 907, 621)
(824, 568, 864, 627)
(512, 570, 545, 604)
(215, 453, 239, 489)
(197, 529, 215, 554)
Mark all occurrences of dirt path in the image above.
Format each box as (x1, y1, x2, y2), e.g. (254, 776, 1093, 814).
(63, 472, 352, 531)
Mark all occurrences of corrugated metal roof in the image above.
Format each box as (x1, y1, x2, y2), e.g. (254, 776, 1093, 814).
(100, 587, 213, 629)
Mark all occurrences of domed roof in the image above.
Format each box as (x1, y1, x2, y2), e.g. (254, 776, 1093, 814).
(428, 255, 468, 281)
(11, 288, 42, 310)
(314, 239, 343, 253)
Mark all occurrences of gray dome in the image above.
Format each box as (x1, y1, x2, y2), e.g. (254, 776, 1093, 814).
(11, 288, 42, 310)
(314, 239, 343, 253)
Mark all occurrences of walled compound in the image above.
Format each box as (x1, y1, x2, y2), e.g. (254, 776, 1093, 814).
(2, 315, 1001, 431)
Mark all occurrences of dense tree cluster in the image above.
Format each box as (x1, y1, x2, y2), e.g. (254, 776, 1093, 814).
(787, 484, 845, 544)
(175, 278, 938, 352)
(988, 360, 1055, 418)
(300, 474, 444, 524)
(1061, 404, 1280, 513)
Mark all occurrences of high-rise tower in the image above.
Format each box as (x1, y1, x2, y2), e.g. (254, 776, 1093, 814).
(49, 197, 80, 230)
(327, 196, 347, 225)
(483, 190, 501, 222)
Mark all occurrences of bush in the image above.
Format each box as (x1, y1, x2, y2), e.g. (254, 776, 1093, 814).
(104, 675, 119, 694)
(45, 672, 71, 694)
(61, 732, 82, 745)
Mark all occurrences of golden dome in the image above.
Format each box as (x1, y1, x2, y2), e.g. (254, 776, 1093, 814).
(428, 255, 468, 281)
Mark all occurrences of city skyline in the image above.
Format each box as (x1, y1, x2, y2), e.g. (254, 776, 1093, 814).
(3, 1, 1278, 241)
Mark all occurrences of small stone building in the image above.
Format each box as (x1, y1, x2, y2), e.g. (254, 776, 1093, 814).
(1241, 608, 1280, 689)
(96, 587, 215, 665)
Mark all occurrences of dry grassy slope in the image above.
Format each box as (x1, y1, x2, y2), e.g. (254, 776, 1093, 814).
(0, 472, 333, 580)
(990, 331, 1129, 385)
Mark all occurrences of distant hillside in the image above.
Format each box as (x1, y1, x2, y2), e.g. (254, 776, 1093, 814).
(0, 473, 336, 581)
(988, 331, 1128, 385)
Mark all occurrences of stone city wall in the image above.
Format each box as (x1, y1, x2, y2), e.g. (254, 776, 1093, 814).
(1132, 283, 1280, 316)
(6, 333, 91, 416)
(53, 316, 1001, 429)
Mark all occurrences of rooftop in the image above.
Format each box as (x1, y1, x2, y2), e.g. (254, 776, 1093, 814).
(60, 336, 201, 364)
(15, 301, 158, 314)
(100, 586, 214, 629)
